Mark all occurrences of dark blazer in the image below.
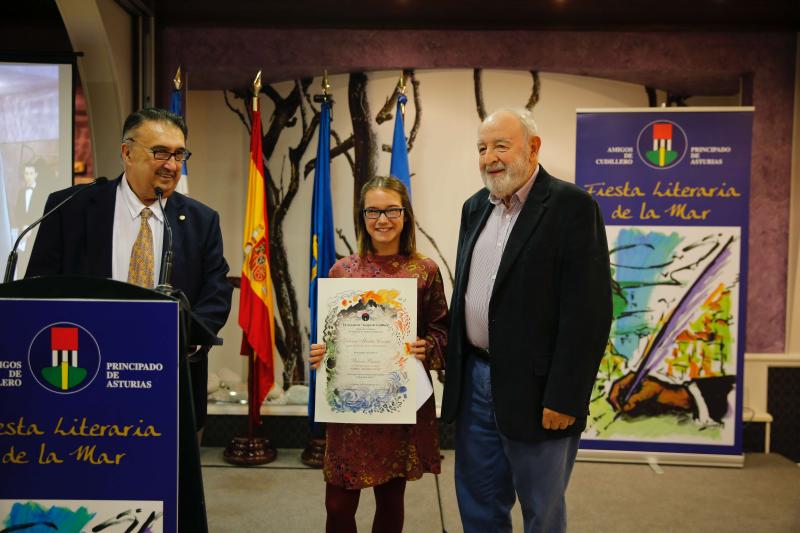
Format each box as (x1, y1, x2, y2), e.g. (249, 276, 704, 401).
(25, 176, 232, 338)
(441, 167, 612, 442)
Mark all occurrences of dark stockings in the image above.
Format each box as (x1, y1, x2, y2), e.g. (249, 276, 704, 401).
(325, 477, 407, 533)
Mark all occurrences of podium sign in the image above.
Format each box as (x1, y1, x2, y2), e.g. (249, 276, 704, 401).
(0, 298, 179, 532)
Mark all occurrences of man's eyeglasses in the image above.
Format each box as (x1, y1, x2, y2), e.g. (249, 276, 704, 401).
(363, 207, 405, 220)
(125, 138, 192, 162)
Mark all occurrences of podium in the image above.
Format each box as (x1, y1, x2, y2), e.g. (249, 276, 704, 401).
(0, 276, 215, 532)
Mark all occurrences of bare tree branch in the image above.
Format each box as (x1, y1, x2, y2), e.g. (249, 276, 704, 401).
(645, 86, 658, 107)
(336, 228, 354, 256)
(377, 69, 419, 153)
(260, 83, 283, 106)
(298, 81, 309, 134)
(332, 130, 356, 175)
(262, 79, 311, 161)
(223, 89, 250, 134)
(416, 220, 454, 286)
(666, 93, 690, 107)
(473, 69, 487, 121)
(525, 71, 541, 110)
(304, 135, 355, 177)
(301, 81, 320, 114)
(348, 72, 377, 224)
(406, 70, 421, 152)
(376, 90, 398, 124)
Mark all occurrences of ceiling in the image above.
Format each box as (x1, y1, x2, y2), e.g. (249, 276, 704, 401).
(1, 0, 797, 58)
(147, 0, 799, 30)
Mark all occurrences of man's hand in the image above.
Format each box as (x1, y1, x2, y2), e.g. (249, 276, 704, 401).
(541, 408, 575, 430)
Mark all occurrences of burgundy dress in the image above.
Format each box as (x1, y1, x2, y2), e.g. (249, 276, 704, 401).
(323, 253, 449, 490)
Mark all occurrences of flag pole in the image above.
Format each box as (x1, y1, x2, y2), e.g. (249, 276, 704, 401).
(301, 71, 335, 468)
(223, 69, 276, 466)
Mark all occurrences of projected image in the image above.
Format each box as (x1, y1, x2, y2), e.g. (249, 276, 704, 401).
(0, 62, 71, 278)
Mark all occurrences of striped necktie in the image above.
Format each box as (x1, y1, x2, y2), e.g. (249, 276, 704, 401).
(128, 207, 154, 288)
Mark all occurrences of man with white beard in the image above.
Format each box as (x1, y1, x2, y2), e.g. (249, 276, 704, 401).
(442, 108, 613, 533)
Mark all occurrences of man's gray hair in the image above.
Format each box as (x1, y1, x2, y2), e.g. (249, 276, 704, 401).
(484, 107, 539, 138)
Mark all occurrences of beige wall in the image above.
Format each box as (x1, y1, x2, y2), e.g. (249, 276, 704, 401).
(183, 92, 250, 379)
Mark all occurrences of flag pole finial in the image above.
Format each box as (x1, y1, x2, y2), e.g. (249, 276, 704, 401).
(322, 70, 330, 96)
(173, 66, 182, 91)
(397, 72, 406, 116)
(252, 70, 262, 112)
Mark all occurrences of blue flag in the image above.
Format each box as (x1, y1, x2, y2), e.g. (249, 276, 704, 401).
(308, 100, 336, 426)
(390, 93, 411, 198)
(169, 88, 189, 194)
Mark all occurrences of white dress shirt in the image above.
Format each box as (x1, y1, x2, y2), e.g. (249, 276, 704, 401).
(112, 175, 166, 287)
(25, 186, 34, 212)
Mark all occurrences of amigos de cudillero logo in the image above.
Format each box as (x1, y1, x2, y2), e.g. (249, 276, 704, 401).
(636, 120, 688, 170)
(27, 323, 101, 394)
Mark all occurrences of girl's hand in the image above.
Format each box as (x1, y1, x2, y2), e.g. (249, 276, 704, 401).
(309, 343, 326, 370)
(408, 338, 428, 362)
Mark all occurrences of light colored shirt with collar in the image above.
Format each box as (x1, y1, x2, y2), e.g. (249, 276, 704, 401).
(112, 175, 166, 287)
(465, 164, 540, 351)
(25, 185, 35, 212)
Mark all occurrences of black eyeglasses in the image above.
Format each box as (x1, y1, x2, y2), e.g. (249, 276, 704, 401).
(363, 207, 405, 220)
(126, 138, 192, 162)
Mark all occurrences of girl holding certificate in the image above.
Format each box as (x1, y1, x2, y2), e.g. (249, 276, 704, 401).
(310, 176, 448, 533)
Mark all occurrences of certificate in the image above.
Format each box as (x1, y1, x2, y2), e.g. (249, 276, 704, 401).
(314, 277, 429, 424)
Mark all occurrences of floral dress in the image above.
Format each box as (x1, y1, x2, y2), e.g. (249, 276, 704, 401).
(323, 253, 449, 489)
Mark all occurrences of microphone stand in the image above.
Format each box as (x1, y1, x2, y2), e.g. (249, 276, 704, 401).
(154, 187, 175, 295)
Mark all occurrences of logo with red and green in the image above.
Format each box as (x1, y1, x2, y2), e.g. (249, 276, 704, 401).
(636, 120, 688, 170)
(27, 323, 101, 394)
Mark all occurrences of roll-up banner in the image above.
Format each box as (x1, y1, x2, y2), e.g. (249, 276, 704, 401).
(575, 108, 753, 466)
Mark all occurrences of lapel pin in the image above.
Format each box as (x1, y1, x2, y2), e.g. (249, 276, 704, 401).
(178, 214, 186, 221)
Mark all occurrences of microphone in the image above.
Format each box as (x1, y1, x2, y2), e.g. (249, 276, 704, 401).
(154, 186, 174, 292)
(3, 177, 109, 284)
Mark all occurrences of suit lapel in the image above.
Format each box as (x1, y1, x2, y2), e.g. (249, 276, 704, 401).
(85, 177, 118, 278)
(492, 169, 552, 295)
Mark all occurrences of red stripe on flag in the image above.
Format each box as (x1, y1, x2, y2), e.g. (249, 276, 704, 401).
(239, 105, 277, 428)
(51, 327, 78, 351)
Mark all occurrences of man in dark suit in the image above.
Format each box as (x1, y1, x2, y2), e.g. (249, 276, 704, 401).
(12, 162, 47, 274)
(441, 108, 612, 533)
(14, 162, 47, 228)
(26, 108, 232, 438)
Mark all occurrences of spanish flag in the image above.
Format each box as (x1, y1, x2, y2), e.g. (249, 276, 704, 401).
(239, 92, 275, 427)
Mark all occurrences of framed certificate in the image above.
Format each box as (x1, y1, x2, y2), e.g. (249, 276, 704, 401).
(314, 277, 421, 424)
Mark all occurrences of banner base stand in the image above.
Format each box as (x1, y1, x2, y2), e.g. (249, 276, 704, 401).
(577, 449, 744, 468)
(223, 436, 277, 466)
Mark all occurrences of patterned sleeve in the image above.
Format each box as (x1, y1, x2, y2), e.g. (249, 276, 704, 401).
(420, 260, 449, 371)
(327, 256, 350, 279)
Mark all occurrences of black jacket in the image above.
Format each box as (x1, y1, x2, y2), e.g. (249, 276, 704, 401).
(441, 167, 613, 442)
